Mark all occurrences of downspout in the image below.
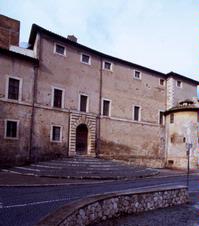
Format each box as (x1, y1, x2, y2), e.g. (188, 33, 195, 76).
(29, 34, 41, 162)
(96, 57, 103, 157)
(29, 64, 38, 162)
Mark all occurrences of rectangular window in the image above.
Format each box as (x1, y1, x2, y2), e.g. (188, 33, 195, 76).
(176, 80, 182, 88)
(134, 70, 141, 80)
(103, 61, 112, 71)
(80, 95, 88, 112)
(53, 88, 64, 108)
(8, 78, 20, 100)
(102, 99, 111, 116)
(54, 43, 66, 56)
(159, 111, 164, 125)
(159, 79, 165, 86)
(51, 126, 62, 142)
(170, 113, 174, 123)
(81, 54, 91, 65)
(134, 106, 140, 121)
(5, 120, 18, 138)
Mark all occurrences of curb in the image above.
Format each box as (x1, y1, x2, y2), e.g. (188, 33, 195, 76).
(0, 172, 198, 188)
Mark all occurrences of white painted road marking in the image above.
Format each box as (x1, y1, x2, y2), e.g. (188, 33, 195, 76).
(0, 196, 81, 209)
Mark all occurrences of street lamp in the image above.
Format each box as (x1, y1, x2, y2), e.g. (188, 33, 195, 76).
(186, 143, 192, 189)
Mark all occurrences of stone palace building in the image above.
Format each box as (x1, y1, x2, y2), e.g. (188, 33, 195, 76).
(0, 15, 198, 169)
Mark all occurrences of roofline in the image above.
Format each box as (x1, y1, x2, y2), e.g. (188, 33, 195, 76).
(167, 72, 199, 85)
(164, 107, 199, 116)
(0, 47, 39, 65)
(28, 24, 166, 77)
(28, 24, 199, 85)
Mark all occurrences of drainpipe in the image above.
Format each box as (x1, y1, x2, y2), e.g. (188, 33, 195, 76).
(96, 57, 103, 157)
(29, 34, 41, 162)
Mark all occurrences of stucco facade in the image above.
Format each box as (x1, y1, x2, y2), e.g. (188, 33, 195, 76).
(165, 101, 199, 169)
(0, 15, 198, 168)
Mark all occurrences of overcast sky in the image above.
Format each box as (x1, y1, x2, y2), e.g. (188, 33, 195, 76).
(1, 0, 198, 81)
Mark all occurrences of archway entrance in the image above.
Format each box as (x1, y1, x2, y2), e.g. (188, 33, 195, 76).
(76, 124, 88, 155)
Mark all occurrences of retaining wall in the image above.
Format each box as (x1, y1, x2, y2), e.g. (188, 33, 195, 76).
(37, 186, 189, 226)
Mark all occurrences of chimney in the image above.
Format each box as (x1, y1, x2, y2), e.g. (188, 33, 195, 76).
(67, 35, 77, 42)
(0, 14, 20, 49)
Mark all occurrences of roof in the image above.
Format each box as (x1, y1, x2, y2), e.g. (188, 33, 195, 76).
(167, 72, 199, 85)
(164, 104, 199, 115)
(0, 47, 39, 65)
(28, 24, 199, 84)
(28, 24, 166, 77)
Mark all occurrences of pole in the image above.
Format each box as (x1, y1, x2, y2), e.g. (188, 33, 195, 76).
(187, 147, 190, 189)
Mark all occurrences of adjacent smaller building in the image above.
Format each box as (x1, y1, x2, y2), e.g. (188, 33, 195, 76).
(165, 99, 199, 169)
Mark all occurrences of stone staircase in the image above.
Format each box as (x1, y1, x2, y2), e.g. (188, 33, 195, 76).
(2, 156, 159, 180)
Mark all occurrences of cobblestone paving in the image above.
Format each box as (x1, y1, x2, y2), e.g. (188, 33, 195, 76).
(93, 193, 199, 226)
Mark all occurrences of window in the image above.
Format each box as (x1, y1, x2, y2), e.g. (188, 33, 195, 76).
(7, 77, 22, 101)
(133, 106, 140, 121)
(159, 79, 165, 86)
(81, 54, 91, 65)
(102, 99, 111, 116)
(54, 43, 66, 56)
(176, 80, 182, 88)
(134, 70, 141, 80)
(79, 94, 88, 112)
(159, 111, 164, 125)
(52, 88, 64, 108)
(170, 113, 174, 123)
(51, 125, 62, 142)
(103, 61, 112, 71)
(5, 120, 18, 139)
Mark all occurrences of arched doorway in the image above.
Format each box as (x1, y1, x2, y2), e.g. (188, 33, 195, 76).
(76, 124, 88, 155)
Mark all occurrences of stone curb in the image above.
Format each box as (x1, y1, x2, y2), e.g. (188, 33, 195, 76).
(36, 185, 189, 226)
(1, 168, 159, 180)
(0, 172, 198, 188)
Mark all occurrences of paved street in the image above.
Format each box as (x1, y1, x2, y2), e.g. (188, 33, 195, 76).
(0, 174, 198, 226)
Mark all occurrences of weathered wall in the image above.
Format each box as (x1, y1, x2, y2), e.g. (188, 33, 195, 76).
(31, 108, 69, 162)
(37, 36, 101, 113)
(101, 61, 166, 121)
(0, 15, 20, 49)
(167, 76, 197, 108)
(0, 55, 35, 166)
(0, 102, 32, 166)
(100, 118, 165, 168)
(165, 111, 199, 169)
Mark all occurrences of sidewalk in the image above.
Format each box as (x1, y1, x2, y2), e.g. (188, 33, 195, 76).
(0, 167, 198, 187)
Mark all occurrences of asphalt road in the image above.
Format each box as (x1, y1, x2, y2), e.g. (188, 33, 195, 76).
(0, 174, 198, 226)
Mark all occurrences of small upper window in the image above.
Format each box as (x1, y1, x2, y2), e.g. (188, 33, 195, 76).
(8, 77, 21, 100)
(134, 70, 141, 80)
(103, 61, 112, 71)
(80, 94, 88, 112)
(51, 126, 62, 142)
(170, 113, 174, 123)
(102, 99, 111, 116)
(159, 79, 165, 86)
(81, 54, 91, 65)
(55, 43, 66, 56)
(176, 80, 182, 88)
(133, 106, 140, 121)
(52, 88, 64, 108)
(5, 120, 18, 139)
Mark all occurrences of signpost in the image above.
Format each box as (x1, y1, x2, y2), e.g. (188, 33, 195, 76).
(186, 143, 192, 189)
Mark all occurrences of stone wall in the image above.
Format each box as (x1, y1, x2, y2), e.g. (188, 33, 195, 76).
(37, 186, 189, 226)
